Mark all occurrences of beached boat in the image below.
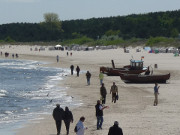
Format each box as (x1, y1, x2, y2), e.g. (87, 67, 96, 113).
(100, 60, 147, 76)
(119, 73, 170, 83)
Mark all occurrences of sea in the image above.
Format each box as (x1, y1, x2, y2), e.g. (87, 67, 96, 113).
(0, 59, 82, 135)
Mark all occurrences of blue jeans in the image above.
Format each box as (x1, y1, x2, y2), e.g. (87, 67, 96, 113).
(100, 79, 103, 85)
(97, 116, 103, 129)
(87, 78, 90, 85)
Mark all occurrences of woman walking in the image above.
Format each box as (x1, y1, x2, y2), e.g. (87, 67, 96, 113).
(63, 107, 74, 135)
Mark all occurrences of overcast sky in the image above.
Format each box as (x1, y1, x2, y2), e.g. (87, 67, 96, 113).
(0, 0, 180, 24)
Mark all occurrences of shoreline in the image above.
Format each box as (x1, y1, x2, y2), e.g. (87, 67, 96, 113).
(0, 45, 180, 135)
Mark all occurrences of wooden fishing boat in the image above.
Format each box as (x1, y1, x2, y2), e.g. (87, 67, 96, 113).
(100, 60, 147, 76)
(119, 73, 170, 83)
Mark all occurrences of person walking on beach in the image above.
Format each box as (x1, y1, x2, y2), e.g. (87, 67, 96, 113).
(100, 83, 107, 104)
(76, 66, 80, 77)
(70, 65, 74, 75)
(110, 82, 118, 103)
(86, 71, 91, 85)
(95, 100, 108, 130)
(63, 107, 73, 135)
(67, 52, 69, 56)
(108, 121, 123, 135)
(99, 71, 104, 85)
(75, 116, 87, 135)
(56, 55, 59, 62)
(15, 53, 18, 58)
(154, 83, 160, 106)
(53, 104, 64, 135)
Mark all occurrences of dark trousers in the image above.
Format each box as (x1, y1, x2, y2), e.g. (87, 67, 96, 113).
(64, 120, 71, 134)
(102, 95, 106, 104)
(55, 120, 62, 134)
(97, 116, 103, 129)
(112, 93, 117, 103)
(87, 78, 90, 85)
(71, 70, 73, 75)
(77, 71, 79, 77)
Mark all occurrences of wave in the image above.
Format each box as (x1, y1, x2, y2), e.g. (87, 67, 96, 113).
(0, 89, 8, 98)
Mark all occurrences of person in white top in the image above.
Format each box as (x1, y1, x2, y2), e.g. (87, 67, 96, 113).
(76, 116, 87, 135)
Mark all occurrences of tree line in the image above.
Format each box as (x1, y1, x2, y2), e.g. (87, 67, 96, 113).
(0, 10, 180, 44)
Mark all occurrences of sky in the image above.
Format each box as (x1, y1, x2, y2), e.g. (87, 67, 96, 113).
(0, 0, 180, 24)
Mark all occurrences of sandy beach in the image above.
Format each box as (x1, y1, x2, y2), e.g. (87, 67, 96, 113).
(1, 45, 180, 135)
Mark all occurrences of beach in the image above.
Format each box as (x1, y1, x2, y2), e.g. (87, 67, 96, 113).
(1, 45, 180, 135)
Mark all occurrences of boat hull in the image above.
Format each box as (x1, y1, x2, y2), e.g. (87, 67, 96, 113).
(120, 73, 170, 83)
(100, 67, 147, 76)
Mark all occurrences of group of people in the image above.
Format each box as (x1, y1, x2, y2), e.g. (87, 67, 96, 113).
(56, 52, 73, 63)
(12, 53, 19, 58)
(70, 65, 80, 76)
(1, 52, 19, 58)
(53, 65, 161, 135)
(67, 52, 72, 56)
(95, 98, 123, 134)
(53, 104, 74, 135)
(100, 82, 118, 104)
(53, 101, 123, 135)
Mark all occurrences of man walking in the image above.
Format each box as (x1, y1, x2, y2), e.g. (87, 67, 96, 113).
(53, 104, 64, 135)
(110, 82, 118, 103)
(108, 121, 123, 135)
(95, 100, 108, 130)
(154, 83, 160, 106)
(86, 71, 91, 85)
(100, 83, 107, 104)
(56, 55, 59, 62)
(76, 66, 80, 77)
(70, 65, 74, 75)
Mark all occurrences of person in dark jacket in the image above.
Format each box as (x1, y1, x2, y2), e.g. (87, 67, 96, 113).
(95, 100, 108, 130)
(70, 65, 74, 75)
(86, 71, 91, 85)
(108, 121, 123, 135)
(63, 107, 73, 135)
(100, 83, 107, 104)
(76, 66, 80, 77)
(53, 104, 65, 135)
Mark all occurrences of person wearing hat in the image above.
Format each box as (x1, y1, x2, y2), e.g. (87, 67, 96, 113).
(108, 121, 123, 135)
(53, 104, 65, 135)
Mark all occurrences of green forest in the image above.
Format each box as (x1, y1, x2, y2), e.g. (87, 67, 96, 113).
(1, 10, 180, 47)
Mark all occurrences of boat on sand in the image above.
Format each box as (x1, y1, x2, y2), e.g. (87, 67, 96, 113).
(119, 73, 170, 83)
(100, 59, 147, 76)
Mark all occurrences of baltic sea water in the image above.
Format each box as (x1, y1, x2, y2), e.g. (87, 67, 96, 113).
(0, 59, 81, 135)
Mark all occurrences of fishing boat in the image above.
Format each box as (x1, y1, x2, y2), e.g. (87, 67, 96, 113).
(100, 59, 147, 76)
(119, 73, 170, 83)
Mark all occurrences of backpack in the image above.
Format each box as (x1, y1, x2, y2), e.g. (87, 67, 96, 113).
(74, 125, 78, 132)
